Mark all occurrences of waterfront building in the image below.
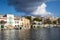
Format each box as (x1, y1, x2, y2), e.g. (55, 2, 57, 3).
(0, 14, 31, 29)
(14, 16, 20, 29)
(0, 14, 15, 29)
(32, 21, 42, 28)
(44, 15, 58, 21)
(0, 17, 7, 29)
(19, 17, 31, 29)
(0, 14, 59, 29)
(7, 14, 15, 26)
(14, 16, 31, 29)
(0, 14, 3, 18)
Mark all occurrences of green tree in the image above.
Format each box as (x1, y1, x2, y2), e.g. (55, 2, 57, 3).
(53, 20, 57, 24)
(58, 18, 60, 24)
(33, 18, 42, 22)
(25, 16, 32, 28)
(25, 16, 31, 21)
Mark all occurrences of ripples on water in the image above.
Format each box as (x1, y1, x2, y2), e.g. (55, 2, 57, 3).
(0, 28, 60, 40)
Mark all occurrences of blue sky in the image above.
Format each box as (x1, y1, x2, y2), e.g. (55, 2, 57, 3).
(0, 0, 60, 17)
(46, 1, 60, 17)
(0, 0, 26, 16)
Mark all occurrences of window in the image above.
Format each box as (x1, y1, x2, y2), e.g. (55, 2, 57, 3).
(9, 21, 12, 25)
(21, 25, 23, 27)
(38, 23, 40, 25)
(9, 17, 12, 20)
(33, 23, 36, 24)
(34, 26, 35, 28)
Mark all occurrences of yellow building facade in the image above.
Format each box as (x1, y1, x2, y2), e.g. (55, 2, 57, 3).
(19, 17, 31, 29)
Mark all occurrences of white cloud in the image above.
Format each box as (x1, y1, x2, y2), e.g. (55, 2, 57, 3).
(47, 0, 54, 1)
(32, 3, 52, 16)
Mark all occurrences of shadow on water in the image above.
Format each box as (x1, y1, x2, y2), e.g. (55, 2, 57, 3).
(0, 27, 60, 40)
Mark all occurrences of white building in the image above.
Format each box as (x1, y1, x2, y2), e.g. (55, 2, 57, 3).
(33, 21, 42, 28)
(0, 14, 31, 29)
(7, 14, 15, 26)
(14, 16, 20, 29)
(0, 14, 15, 29)
(0, 15, 7, 29)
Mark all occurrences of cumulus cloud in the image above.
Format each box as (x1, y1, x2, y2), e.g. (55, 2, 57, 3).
(32, 3, 52, 16)
(7, 0, 57, 16)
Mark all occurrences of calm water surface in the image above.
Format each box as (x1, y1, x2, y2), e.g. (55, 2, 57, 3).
(0, 28, 60, 40)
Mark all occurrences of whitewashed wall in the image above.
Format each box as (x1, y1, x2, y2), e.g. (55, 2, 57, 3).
(7, 14, 15, 26)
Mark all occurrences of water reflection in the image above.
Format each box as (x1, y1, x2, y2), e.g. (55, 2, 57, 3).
(30, 28, 60, 40)
(0, 30, 15, 40)
(0, 28, 60, 40)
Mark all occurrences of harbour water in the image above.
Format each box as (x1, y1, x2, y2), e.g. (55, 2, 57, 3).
(0, 27, 60, 40)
